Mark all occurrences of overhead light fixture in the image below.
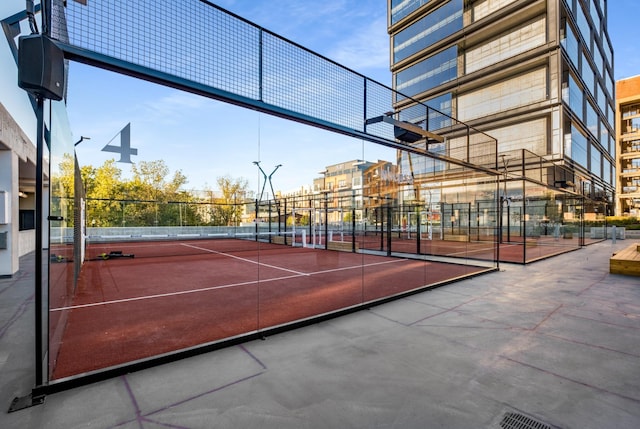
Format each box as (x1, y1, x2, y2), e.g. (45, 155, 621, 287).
(18, 191, 28, 198)
(365, 115, 444, 144)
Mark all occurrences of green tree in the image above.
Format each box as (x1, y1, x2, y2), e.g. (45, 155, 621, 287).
(82, 159, 127, 227)
(210, 175, 249, 226)
(127, 160, 191, 226)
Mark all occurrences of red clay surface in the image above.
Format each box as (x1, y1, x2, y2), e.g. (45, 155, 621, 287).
(48, 239, 491, 379)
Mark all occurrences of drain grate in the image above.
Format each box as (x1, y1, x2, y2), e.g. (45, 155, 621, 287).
(499, 411, 552, 429)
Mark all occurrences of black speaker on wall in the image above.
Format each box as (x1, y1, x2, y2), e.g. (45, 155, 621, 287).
(18, 35, 65, 101)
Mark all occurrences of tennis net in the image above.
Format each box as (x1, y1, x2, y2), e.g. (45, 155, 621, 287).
(83, 229, 298, 261)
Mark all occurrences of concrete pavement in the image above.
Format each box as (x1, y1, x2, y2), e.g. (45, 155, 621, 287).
(1, 240, 639, 428)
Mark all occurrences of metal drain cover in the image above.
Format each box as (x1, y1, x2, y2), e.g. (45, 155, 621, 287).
(499, 411, 553, 429)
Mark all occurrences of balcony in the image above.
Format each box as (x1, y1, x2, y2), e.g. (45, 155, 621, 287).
(621, 169, 640, 178)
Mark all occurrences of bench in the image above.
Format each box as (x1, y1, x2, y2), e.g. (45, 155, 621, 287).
(327, 240, 358, 252)
(443, 234, 469, 242)
(271, 235, 287, 245)
(610, 243, 640, 276)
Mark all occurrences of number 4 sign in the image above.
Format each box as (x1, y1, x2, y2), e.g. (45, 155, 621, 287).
(102, 123, 138, 163)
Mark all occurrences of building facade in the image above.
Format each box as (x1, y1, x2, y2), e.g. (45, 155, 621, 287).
(312, 159, 376, 223)
(616, 75, 640, 217)
(387, 0, 616, 212)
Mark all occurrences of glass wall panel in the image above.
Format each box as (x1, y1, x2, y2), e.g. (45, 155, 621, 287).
(393, 0, 463, 63)
(48, 101, 76, 379)
(51, 62, 499, 381)
(49, 0, 498, 385)
(521, 182, 583, 262)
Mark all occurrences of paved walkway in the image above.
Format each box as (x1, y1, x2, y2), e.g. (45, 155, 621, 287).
(1, 240, 639, 428)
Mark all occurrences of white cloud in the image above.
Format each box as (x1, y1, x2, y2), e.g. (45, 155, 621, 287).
(328, 16, 390, 73)
(139, 92, 211, 124)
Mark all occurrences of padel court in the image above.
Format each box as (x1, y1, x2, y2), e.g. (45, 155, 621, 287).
(8, 0, 607, 401)
(49, 235, 491, 379)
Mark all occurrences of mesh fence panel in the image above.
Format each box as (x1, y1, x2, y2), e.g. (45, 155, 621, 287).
(51, 0, 497, 170)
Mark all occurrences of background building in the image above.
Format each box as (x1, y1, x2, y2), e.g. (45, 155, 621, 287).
(616, 75, 640, 217)
(387, 0, 616, 212)
(0, 3, 39, 277)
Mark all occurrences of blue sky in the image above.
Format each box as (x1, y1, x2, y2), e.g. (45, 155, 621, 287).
(67, 1, 640, 195)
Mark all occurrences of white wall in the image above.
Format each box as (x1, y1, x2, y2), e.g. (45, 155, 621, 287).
(0, 150, 19, 275)
(0, 1, 40, 275)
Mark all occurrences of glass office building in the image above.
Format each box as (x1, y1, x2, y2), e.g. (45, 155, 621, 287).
(388, 0, 616, 215)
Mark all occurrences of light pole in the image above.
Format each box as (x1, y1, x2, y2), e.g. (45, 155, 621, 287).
(498, 155, 511, 243)
(253, 161, 282, 203)
(253, 161, 283, 235)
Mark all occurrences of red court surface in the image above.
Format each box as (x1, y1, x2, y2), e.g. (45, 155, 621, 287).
(49, 239, 492, 379)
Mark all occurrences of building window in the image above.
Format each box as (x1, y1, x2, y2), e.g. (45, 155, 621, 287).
(393, 0, 463, 63)
(575, 1, 591, 48)
(390, 0, 434, 25)
(590, 0, 601, 38)
(600, 119, 609, 148)
(580, 51, 595, 95)
(19, 210, 35, 231)
(566, 124, 588, 168)
(603, 157, 611, 184)
(395, 46, 457, 98)
(591, 146, 602, 178)
(596, 83, 607, 116)
(561, 22, 580, 70)
(472, 0, 518, 22)
(564, 73, 583, 120)
(484, 118, 548, 155)
(465, 16, 546, 74)
(585, 100, 598, 139)
(457, 67, 547, 121)
(593, 44, 604, 76)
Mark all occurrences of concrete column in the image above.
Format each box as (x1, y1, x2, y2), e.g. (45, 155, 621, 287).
(0, 149, 19, 276)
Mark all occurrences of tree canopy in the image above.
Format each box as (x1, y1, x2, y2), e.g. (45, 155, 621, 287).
(57, 157, 251, 227)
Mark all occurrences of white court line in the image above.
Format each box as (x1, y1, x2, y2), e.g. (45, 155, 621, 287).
(51, 273, 302, 312)
(310, 258, 408, 275)
(180, 242, 309, 276)
(50, 258, 409, 312)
